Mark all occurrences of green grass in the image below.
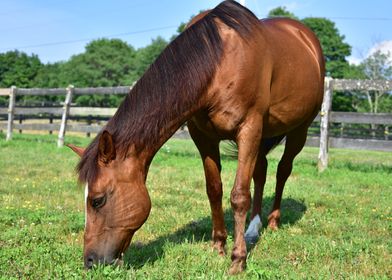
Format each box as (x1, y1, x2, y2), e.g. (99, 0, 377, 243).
(0, 133, 391, 279)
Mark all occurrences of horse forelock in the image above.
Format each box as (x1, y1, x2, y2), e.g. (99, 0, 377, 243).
(77, 138, 99, 184)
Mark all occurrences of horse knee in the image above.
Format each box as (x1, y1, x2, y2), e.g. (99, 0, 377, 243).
(230, 188, 251, 213)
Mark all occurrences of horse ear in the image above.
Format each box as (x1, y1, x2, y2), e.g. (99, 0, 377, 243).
(66, 144, 85, 157)
(98, 130, 116, 165)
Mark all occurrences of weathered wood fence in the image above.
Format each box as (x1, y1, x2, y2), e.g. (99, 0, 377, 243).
(0, 78, 391, 171)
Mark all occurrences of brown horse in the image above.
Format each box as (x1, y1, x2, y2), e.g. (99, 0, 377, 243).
(68, 0, 324, 274)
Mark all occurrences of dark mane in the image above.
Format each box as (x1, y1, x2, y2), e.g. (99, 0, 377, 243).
(77, 1, 260, 184)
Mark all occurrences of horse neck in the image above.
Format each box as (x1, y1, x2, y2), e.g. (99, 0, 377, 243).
(140, 101, 202, 166)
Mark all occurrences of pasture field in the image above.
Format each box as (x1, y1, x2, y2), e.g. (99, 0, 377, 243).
(0, 133, 391, 279)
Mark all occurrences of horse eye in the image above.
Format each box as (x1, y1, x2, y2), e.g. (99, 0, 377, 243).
(91, 196, 106, 209)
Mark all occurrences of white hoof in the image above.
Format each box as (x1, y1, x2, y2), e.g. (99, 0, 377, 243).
(245, 215, 262, 244)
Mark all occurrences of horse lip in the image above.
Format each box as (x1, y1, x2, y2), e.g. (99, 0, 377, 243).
(118, 231, 133, 257)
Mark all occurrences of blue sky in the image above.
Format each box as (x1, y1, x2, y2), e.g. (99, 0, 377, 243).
(1, 0, 391, 64)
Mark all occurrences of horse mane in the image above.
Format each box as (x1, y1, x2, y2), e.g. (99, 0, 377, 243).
(77, 0, 260, 184)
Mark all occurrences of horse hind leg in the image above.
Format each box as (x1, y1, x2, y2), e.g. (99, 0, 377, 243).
(188, 121, 227, 255)
(244, 152, 267, 244)
(268, 124, 309, 230)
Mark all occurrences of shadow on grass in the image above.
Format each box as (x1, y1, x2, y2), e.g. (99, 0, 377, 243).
(123, 196, 306, 269)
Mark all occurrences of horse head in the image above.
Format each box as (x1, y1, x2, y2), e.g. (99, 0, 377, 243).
(68, 131, 151, 269)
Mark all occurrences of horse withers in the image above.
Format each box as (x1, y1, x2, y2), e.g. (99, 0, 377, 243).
(68, 1, 324, 274)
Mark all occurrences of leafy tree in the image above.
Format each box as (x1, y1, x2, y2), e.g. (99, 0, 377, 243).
(34, 62, 67, 88)
(0, 51, 42, 88)
(64, 38, 137, 87)
(62, 39, 137, 107)
(268, 6, 299, 20)
(0, 51, 43, 105)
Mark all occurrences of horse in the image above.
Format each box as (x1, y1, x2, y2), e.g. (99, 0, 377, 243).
(67, 0, 324, 274)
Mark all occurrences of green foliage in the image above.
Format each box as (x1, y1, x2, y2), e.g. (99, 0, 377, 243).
(0, 134, 391, 278)
(64, 38, 137, 87)
(75, 94, 123, 107)
(267, 6, 299, 20)
(0, 50, 42, 88)
(62, 39, 136, 107)
(0, 51, 46, 106)
(34, 62, 68, 88)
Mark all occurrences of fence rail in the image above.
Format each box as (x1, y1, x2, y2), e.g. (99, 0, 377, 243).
(0, 78, 391, 170)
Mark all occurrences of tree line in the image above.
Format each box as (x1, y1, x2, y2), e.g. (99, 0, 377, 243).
(0, 6, 391, 113)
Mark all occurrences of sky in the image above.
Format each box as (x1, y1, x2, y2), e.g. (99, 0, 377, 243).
(1, 0, 391, 64)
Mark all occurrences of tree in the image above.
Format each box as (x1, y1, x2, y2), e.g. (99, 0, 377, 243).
(62, 39, 137, 107)
(358, 50, 392, 113)
(34, 62, 67, 88)
(0, 51, 43, 105)
(0, 51, 42, 88)
(64, 39, 137, 87)
(268, 6, 299, 20)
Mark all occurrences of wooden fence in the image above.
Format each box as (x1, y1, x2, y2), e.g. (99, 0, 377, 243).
(0, 78, 391, 171)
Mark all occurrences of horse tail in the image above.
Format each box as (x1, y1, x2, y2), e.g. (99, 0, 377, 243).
(224, 135, 285, 158)
(262, 135, 286, 154)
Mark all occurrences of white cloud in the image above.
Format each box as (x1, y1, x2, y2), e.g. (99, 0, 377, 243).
(348, 40, 392, 65)
(367, 40, 392, 57)
(347, 56, 362, 65)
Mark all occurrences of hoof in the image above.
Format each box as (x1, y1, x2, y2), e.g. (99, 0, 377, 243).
(267, 219, 279, 231)
(245, 233, 259, 244)
(245, 215, 262, 244)
(268, 212, 280, 230)
(212, 241, 226, 256)
(228, 259, 246, 275)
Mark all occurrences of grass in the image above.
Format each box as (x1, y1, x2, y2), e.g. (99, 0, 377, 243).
(0, 133, 391, 279)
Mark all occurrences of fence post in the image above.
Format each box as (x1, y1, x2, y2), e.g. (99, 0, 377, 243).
(49, 114, 53, 135)
(57, 85, 74, 147)
(318, 77, 333, 172)
(6, 86, 16, 141)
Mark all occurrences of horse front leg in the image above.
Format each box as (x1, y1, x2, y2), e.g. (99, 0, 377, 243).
(188, 121, 227, 255)
(229, 118, 263, 274)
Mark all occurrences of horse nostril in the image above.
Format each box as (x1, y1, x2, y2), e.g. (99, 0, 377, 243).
(85, 253, 96, 269)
